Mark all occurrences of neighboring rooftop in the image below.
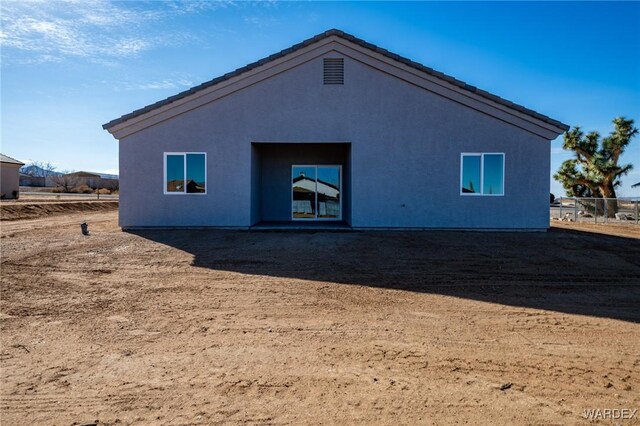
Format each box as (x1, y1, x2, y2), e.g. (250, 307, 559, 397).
(67, 171, 119, 179)
(1, 154, 25, 166)
(103, 29, 570, 132)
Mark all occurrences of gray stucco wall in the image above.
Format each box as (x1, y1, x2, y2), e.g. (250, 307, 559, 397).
(118, 55, 551, 229)
(1, 164, 21, 199)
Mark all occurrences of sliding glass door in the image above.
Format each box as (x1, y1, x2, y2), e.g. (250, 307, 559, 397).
(292, 166, 317, 219)
(292, 165, 341, 220)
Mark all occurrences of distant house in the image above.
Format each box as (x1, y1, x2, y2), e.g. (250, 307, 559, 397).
(65, 171, 102, 188)
(56, 171, 119, 190)
(1, 154, 25, 199)
(103, 29, 568, 230)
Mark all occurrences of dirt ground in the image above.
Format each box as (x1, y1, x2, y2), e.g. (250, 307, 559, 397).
(0, 200, 118, 221)
(552, 219, 640, 239)
(1, 210, 639, 425)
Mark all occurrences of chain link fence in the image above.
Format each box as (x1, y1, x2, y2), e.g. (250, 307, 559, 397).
(550, 197, 639, 224)
(19, 191, 119, 200)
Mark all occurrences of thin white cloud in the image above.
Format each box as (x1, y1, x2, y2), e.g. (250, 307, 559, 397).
(111, 38, 151, 56)
(243, 15, 279, 27)
(0, 0, 232, 64)
(98, 74, 195, 91)
(165, 0, 235, 14)
(132, 78, 194, 91)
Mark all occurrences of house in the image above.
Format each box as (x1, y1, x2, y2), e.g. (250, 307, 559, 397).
(58, 171, 119, 190)
(103, 29, 568, 230)
(1, 154, 25, 199)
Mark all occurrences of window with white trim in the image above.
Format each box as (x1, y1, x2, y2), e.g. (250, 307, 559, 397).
(164, 152, 206, 194)
(460, 153, 504, 196)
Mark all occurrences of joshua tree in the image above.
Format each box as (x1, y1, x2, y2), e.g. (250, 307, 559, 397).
(554, 117, 637, 216)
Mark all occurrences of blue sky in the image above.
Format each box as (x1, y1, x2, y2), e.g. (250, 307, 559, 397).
(1, 1, 639, 196)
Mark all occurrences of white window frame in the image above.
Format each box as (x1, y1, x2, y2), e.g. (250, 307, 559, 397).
(460, 153, 505, 196)
(163, 152, 207, 195)
(291, 164, 343, 221)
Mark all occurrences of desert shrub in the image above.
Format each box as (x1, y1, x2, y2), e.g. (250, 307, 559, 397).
(97, 188, 111, 194)
(71, 184, 94, 194)
(51, 187, 65, 193)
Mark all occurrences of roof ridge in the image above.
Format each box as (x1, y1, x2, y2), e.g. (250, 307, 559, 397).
(104, 29, 569, 132)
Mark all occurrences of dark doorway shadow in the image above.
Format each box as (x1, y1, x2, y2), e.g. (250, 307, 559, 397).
(127, 227, 640, 323)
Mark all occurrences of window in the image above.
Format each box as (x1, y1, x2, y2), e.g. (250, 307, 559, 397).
(460, 153, 504, 196)
(164, 152, 206, 194)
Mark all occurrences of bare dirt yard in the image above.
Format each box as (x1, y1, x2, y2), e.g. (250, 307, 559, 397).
(552, 219, 640, 239)
(1, 210, 639, 425)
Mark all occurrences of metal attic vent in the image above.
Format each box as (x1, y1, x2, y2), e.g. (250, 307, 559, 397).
(323, 58, 344, 85)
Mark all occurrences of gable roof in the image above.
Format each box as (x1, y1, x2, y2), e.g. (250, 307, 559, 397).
(1, 153, 25, 166)
(66, 171, 101, 178)
(104, 29, 569, 137)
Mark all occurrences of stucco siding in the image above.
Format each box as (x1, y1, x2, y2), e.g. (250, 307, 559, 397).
(118, 53, 551, 229)
(1, 164, 22, 199)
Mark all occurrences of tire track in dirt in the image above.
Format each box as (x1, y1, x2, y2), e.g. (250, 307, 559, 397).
(0, 201, 118, 221)
(0, 390, 168, 414)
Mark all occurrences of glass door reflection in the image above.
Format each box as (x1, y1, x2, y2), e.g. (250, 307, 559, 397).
(292, 165, 341, 220)
(316, 166, 340, 219)
(292, 166, 317, 219)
